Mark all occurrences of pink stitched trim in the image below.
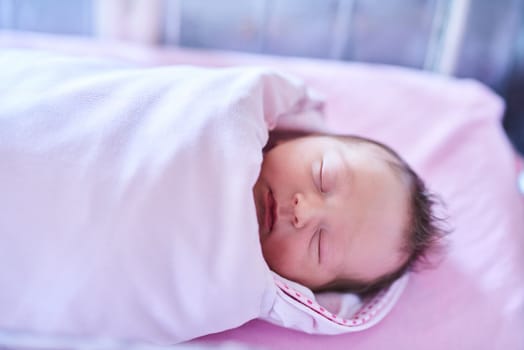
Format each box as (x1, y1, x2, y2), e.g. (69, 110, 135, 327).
(274, 277, 393, 327)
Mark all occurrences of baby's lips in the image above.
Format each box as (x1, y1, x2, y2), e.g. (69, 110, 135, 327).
(264, 188, 280, 234)
(271, 191, 278, 231)
(264, 189, 272, 233)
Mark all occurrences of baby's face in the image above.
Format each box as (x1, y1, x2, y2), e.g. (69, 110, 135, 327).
(253, 136, 409, 290)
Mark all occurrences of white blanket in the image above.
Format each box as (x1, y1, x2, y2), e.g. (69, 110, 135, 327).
(0, 50, 406, 344)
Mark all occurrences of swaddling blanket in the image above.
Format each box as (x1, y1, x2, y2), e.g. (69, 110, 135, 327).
(0, 50, 408, 345)
(0, 49, 326, 343)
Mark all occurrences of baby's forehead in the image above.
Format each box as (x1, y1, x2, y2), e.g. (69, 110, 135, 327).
(276, 134, 408, 182)
(333, 135, 409, 181)
(335, 135, 395, 157)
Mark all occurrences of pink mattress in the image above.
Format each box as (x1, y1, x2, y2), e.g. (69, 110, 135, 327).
(1, 32, 523, 350)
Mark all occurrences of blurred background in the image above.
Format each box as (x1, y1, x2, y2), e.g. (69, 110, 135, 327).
(1, 0, 523, 155)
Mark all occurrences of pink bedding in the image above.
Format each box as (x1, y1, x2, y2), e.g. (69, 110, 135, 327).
(1, 32, 523, 349)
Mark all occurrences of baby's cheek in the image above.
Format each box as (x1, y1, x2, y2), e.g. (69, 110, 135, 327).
(261, 237, 298, 277)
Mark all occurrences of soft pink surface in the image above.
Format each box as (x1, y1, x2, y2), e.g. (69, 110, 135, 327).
(196, 54, 524, 350)
(2, 32, 523, 349)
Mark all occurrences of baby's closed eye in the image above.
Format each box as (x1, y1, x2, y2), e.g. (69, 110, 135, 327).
(313, 229, 323, 264)
(317, 230, 323, 264)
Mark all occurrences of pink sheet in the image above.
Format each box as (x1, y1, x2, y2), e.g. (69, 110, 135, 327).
(1, 32, 523, 349)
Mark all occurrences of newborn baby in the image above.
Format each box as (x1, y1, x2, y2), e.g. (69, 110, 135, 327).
(253, 131, 447, 296)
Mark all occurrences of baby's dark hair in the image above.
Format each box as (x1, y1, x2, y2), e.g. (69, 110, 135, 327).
(327, 134, 449, 297)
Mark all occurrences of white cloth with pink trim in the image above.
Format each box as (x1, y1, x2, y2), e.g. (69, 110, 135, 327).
(0, 50, 407, 344)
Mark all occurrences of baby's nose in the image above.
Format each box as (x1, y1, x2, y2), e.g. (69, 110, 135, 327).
(292, 193, 321, 229)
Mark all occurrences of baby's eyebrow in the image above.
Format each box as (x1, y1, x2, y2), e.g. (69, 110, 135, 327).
(330, 148, 352, 186)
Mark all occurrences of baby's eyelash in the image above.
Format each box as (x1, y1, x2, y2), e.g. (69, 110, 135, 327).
(319, 161, 325, 193)
(317, 229, 322, 264)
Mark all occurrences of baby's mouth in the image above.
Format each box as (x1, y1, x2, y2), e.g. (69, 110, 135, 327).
(265, 189, 276, 233)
